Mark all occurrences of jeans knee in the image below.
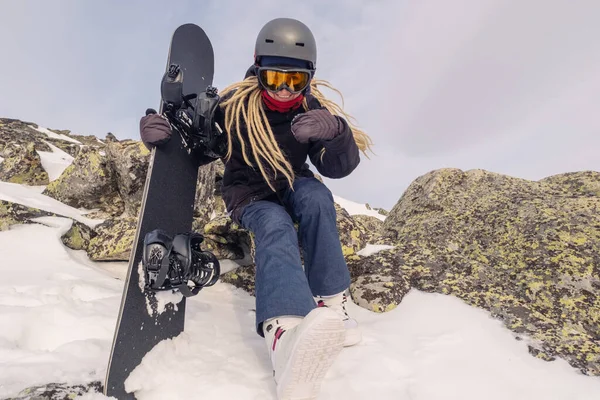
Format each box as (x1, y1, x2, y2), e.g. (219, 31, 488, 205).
(293, 179, 334, 213)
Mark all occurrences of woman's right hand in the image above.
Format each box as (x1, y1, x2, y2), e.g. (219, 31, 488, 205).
(140, 109, 172, 148)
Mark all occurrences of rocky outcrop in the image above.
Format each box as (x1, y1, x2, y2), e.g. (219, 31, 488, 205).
(349, 168, 600, 376)
(61, 221, 96, 251)
(43, 147, 123, 217)
(87, 217, 137, 261)
(105, 140, 151, 217)
(0, 200, 55, 231)
(0, 118, 53, 154)
(0, 142, 49, 185)
(5, 381, 102, 400)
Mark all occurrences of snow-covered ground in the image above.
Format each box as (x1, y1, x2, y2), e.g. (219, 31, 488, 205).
(1, 183, 599, 399)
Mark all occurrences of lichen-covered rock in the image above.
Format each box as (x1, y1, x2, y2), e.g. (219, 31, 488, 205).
(105, 140, 150, 216)
(43, 147, 123, 217)
(194, 160, 226, 229)
(0, 118, 52, 154)
(221, 265, 257, 296)
(334, 203, 369, 256)
(352, 214, 383, 242)
(6, 381, 102, 400)
(87, 217, 137, 261)
(355, 168, 600, 376)
(350, 273, 410, 313)
(202, 214, 252, 262)
(61, 220, 95, 250)
(365, 203, 389, 217)
(0, 200, 54, 230)
(0, 142, 49, 185)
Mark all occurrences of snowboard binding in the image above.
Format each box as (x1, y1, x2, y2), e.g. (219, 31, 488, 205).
(159, 63, 223, 158)
(142, 229, 220, 297)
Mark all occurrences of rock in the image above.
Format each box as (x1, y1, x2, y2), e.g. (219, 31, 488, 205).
(43, 146, 123, 217)
(221, 265, 257, 296)
(202, 215, 252, 262)
(6, 381, 102, 400)
(87, 217, 137, 261)
(105, 140, 151, 216)
(0, 142, 49, 185)
(352, 214, 384, 242)
(365, 203, 389, 216)
(61, 221, 95, 250)
(0, 118, 52, 154)
(334, 203, 369, 256)
(0, 200, 54, 231)
(194, 159, 226, 229)
(354, 168, 600, 376)
(105, 132, 118, 142)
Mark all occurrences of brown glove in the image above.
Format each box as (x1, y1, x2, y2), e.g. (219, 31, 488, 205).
(140, 112, 172, 148)
(291, 108, 342, 144)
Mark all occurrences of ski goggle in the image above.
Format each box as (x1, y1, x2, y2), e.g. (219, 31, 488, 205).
(257, 67, 312, 94)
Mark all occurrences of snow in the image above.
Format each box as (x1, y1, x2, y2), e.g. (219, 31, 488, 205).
(1, 183, 599, 400)
(333, 194, 387, 221)
(32, 125, 82, 145)
(357, 244, 395, 256)
(36, 141, 75, 181)
(0, 181, 102, 228)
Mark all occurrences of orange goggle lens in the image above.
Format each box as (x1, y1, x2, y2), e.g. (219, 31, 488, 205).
(258, 69, 311, 93)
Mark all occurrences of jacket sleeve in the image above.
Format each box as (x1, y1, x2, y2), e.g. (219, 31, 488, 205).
(308, 117, 360, 179)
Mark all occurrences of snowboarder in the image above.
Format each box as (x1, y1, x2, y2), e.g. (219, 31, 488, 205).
(140, 17, 373, 399)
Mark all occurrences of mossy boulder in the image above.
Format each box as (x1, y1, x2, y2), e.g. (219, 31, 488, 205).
(0, 118, 52, 154)
(105, 140, 150, 216)
(87, 217, 137, 261)
(43, 147, 123, 217)
(349, 168, 600, 376)
(61, 221, 96, 250)
(194, 159, 226, 229)
(0, 200, 55, 231)
(0, 142, 49, 185)
(334, 203, 369, 256)
(352, 214, 384, 242)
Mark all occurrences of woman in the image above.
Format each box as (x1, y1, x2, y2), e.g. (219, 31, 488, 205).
(141, 17, 373, 400)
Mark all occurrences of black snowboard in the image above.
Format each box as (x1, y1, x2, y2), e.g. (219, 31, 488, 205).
(104, 24, 214, 399)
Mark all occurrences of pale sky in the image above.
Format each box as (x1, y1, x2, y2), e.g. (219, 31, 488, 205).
(1, 0, 598, 210)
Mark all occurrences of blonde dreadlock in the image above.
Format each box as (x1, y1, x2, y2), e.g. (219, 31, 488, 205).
(218, 76, 374, 192)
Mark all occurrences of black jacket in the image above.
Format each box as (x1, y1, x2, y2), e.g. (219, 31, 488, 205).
(199, 85, 360, 224)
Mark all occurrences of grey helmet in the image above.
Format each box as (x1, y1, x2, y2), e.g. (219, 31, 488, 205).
(254, 18, 317, 70)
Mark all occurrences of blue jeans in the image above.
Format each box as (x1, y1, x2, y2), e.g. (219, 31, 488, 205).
(239, 177, 351, 336)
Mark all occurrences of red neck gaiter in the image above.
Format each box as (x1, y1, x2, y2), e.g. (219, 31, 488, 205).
(261, 90, 304, 113)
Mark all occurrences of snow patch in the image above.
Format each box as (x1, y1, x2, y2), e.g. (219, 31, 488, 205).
(333, 194, 386, 221)
(36, 141, 74, 181)
(155, 290, 183, 314)
(357, 244, 395, 256)
(0, 181, 102, 227)
(32, 125, 82, 144)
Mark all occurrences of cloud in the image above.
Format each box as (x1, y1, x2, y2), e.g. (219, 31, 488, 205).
(1, 0, 598, 210)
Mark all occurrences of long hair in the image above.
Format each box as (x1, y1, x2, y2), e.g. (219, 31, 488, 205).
(218, 76, 374, 191)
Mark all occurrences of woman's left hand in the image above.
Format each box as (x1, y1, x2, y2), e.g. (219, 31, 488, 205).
(291, 108, 342, 144)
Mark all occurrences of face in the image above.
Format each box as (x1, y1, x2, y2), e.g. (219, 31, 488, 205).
(266, 89, 302, 102)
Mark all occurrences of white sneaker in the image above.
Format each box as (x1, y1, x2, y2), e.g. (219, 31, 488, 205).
(315, 292, 362, 347)
(263, 308, 345, 400)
